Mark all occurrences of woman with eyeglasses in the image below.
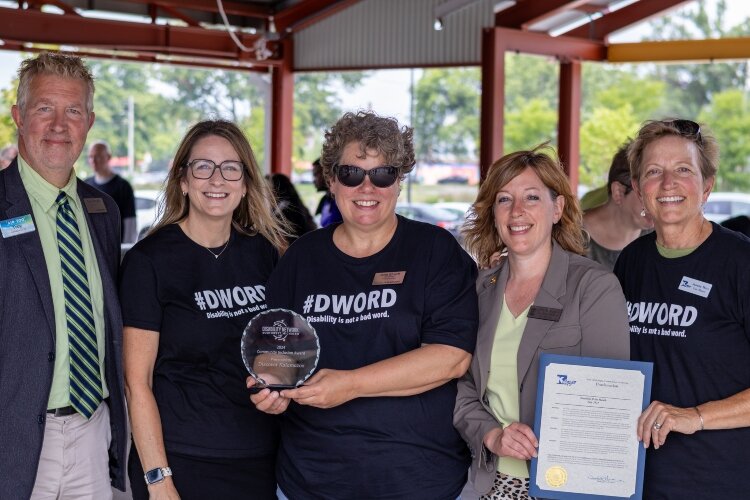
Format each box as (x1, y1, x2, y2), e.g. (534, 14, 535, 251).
(454, 146, 629, 499)
(120, 120, 287, 500)
(249, 110, 479, 500)
(613, 120, 750, 498)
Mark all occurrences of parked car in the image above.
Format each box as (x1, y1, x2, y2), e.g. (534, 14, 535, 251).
(433, 202, 472, 222)
(135, 189, 161, 240)
(704, 192, 750, 223)
(395, 202, 462, 240)
(436, 175, 469, 185)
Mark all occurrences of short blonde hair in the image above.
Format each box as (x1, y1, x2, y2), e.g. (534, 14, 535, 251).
(463, 144, 585, 268)
(627, 120, 718, 185)
(17, 52, 95, 114)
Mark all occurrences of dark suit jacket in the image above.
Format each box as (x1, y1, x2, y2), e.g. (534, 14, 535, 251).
(0, 160, 127, 498)
(453, 241, 630, 495)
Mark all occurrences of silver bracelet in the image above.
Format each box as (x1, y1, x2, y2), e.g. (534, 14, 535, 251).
(694, 406, 704, 431)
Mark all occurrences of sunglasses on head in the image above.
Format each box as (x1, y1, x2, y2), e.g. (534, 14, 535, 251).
(334, 164, 399, 188)
(663, 119, 701, 143)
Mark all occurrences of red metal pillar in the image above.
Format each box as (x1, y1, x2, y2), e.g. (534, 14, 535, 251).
(558, 60, 581, 192)
(270, 37, 294, 176)
(479, 28, 505, 182)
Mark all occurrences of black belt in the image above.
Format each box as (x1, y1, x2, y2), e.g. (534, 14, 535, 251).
(47, 406, 77, 417)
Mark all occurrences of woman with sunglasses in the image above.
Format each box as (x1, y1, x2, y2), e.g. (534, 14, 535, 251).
(120, 120, 287, 500)
(250, 110, 479, 500)
(614, 120, 750, 498)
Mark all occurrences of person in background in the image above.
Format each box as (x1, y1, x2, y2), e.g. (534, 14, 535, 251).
(85, 140, 137, 243)
(0, 144, 18, 170)
(268, 172, 317, 244)
(614, 119, 750, 499)
(582, 141, 654, 270)
(455, 145, 630, 499)
(313, 157, 342, 226)
(721, 214, 750, 237)
(121, 120, 287, 500)
(251, 110, 478, 500)
(0, 51, 127, 499)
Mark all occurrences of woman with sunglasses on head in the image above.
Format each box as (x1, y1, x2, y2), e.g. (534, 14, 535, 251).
(120, 120, 287, 500)
(454, 145, 629, 499)
(249, 110, 479, 500)
(614, 120, 750, 499)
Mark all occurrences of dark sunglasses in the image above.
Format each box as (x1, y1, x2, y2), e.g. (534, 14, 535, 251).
(334, 164, 399, 188)
(663, 119, 701, 143)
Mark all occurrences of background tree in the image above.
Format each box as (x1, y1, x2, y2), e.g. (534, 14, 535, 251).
(412, 67, 480, 163)
(698, 89, 750, 190)
(0, 84, 17, 147)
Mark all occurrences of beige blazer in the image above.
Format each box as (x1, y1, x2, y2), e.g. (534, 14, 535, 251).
(453, 241, 630, 495)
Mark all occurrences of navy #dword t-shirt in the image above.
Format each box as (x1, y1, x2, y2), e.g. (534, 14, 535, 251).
(614, 224, 750, 499)
(267, 216, 478, 500)
(120, 224, 279, 458)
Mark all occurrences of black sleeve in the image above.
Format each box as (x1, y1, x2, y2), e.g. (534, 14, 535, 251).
(421, 230, 479, 353)
(121, 179, 136, 218)
(119, 246, 162, 332)
(265, 246, 298, 311)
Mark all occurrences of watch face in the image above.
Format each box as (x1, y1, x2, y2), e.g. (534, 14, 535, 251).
(145, 468, 164, 484)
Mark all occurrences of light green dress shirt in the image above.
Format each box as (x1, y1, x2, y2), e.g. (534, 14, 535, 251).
(486, 297, 531, 479)
(18, 156, 109, 409)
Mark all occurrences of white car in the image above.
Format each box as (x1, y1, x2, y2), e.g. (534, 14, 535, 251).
(433, 202, 472, 221)
(704, 192, 750, 223)
(134, 189, 162, 240)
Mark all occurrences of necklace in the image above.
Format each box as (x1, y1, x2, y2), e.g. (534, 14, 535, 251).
(204, 238, 230, 259)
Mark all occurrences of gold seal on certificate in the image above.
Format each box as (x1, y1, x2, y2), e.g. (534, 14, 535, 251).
(545, 466, 568, 487)
(242, 308, 319, 392)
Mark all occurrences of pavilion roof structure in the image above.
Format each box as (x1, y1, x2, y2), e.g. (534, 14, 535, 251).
(1, 0, 747, 181)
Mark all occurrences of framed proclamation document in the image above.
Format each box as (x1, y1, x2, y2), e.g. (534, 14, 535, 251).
(529, 354, 653, 500)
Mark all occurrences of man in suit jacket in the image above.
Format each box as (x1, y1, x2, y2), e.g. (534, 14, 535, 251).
(0, 52, 126, 499)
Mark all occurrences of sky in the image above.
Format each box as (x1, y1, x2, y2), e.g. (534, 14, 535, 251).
(1, 0, 749, 124)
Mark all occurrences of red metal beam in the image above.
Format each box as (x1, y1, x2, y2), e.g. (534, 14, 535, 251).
(275, 0, 362, 34)
(270, 37, 294, 176)
(562, 0, 690, 40)
(558, 61, 581, 191)
(479, 28, 505, 181)
(0, 7, 282, 66)
(157, 4, 201, 28)
(495, 0, 590, 30)
(496, 27, 606, 60)
(119, 0, 271, 18)
(28, 0, 80, 16)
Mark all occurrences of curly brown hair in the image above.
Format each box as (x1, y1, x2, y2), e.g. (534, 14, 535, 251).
(151, 120, 288, 254)
(463, 144, 585, 268)
(319, 111, 415, 183)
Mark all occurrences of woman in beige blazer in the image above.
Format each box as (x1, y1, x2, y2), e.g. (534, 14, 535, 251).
(454, 146, 630, 499)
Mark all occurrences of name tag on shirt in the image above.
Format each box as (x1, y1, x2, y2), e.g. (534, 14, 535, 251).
(372, 271, 406, 285)
(83, 197, 107, 214)
(0, 214, 36, 238)
(528, 306, 563, 322)
(678, 276, 712, 298)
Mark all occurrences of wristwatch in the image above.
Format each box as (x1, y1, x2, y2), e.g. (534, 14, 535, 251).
(144, 466, 172, 485)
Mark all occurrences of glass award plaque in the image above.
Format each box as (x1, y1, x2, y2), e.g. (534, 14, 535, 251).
(242, 308, 320, 392)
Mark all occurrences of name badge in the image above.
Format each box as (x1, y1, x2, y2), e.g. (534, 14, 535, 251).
(528, 306, 563, 322)
(678, 276, 712, 298)
(372, 271, 406, 285)
(0, 214, 36, 238)
(83, 198, 107, 214)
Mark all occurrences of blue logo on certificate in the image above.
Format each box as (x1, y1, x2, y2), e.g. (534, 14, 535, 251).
(0, 214, 36, 238)
(556, 374, 576, 386)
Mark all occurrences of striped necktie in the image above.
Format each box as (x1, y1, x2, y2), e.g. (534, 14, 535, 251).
(55, 191, 102, 419)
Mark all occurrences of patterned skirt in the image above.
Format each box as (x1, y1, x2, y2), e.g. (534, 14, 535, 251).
(479, 471, 537, 500)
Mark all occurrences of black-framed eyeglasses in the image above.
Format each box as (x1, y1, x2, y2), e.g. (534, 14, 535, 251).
(333, 164, 399, 188)
(187, 159, 245, 181)
(663, 119, 701, 143)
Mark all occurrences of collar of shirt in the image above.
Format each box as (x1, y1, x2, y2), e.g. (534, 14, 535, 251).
(17, 155, 80, 214)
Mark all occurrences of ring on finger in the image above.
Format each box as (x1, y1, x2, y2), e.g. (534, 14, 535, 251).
(653, 422, 662, 430)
